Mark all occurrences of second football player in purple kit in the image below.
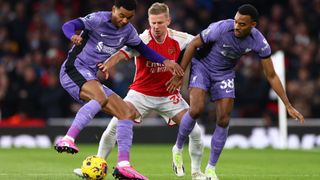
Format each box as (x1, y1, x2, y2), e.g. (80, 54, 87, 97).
(167, 4, 304, 180)
(55, 0, 183, 179)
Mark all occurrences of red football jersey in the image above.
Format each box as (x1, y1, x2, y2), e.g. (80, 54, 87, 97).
(121, 29, 194, 96)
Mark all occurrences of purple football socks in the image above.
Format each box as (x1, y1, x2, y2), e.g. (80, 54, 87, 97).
(209, 125, 229, 166)
(176, 111, 196, 149)
(117, 119, 134, 162)
(66, 99, 101, 139)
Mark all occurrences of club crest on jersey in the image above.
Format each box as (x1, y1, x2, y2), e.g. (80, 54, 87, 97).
(245, 48, 252, 53)
(168, 47, 176, 54)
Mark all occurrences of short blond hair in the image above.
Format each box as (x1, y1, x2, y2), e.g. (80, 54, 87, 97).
(148, 2, 170, 17)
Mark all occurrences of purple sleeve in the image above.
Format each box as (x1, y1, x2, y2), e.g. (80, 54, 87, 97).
(62, 19, 85, 40)
(254, 31, 272, 59)
(200, 22, 221, 44)
(129, 41, 166, 63)
(125, 24, 143, 46)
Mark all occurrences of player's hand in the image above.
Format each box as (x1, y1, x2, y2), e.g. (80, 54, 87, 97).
(286, 104, 305, 124)
(97, 63, 109, 80)
(165, 75, 183, 94)
(163, 60, 184, 76)
(71, 35, 83, 45)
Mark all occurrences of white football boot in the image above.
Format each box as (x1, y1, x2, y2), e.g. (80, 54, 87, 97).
(205, 167, 219, 180)
(191, 171, 206, 180)
(73, 168, 84, 178)
(172, 150, 185, 176)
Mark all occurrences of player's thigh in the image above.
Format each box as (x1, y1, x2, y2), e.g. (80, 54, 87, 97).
(125, 101, 141, 119)
(80, 80, 108, 106)
(123, 90, 151, 119)
(101, 93, 135, 120)
(171, 108, 188, 124)
(189, 87, 207, 118)
(60, 63, 103, 104)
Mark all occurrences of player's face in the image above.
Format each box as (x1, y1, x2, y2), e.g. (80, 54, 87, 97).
(148, 13, 171, 39)
(111, 6, 135, 28)
(233, 12, 256, 38)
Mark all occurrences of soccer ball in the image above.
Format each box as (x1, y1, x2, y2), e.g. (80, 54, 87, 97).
(81, 155, 108, 180)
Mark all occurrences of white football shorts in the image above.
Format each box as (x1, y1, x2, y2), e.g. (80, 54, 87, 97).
(124, 90, 189, 125)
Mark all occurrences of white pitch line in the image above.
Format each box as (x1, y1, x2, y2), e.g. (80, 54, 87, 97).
(0, 173, 71, 176)
(219, 174, 320, 177)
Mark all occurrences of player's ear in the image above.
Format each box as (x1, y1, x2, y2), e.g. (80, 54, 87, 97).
(112, 6, 116, 13)
(167, 17, 171, 26)
(251, 21, 257, 28)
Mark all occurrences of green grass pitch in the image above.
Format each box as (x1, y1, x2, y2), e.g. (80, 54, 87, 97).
(0, 144, 320, 180)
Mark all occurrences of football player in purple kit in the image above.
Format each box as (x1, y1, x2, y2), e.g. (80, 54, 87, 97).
(166, 4, 305, 180)
(55, 0, 183, 179)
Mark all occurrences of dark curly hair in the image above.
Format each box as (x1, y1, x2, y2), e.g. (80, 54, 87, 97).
(114, 0, 137, 11)
(238, 4, 259, 22)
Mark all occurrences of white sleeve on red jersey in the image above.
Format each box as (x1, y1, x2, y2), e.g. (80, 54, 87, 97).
(120, 29, 152, 59)
(167, 28, 194, 50)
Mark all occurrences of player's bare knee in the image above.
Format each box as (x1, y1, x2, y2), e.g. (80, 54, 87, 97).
(217, 114, 230, 128)
(81, 90, 109, 107)
(127, 107, 136, 120)
(88, 95, 108, 107)
(121, 106, 136, 120)
(96, 98, 108, 107)
(189, 106, 204, 119)
(217, 121, 229, 128)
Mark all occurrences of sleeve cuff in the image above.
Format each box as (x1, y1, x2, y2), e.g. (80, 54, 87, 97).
(119, 50, 130, 60)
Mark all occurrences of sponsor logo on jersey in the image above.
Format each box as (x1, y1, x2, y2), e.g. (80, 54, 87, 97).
(96, 42, 117, 54)
(100, 33, 109, 37)
(245, 48, 252, 53)
(146, 61, 167, 73)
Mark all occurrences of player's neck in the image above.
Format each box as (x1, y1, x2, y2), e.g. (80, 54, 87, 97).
(151, 31, 167, 44)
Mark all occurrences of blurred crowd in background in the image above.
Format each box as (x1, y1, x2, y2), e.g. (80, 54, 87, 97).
(0, 0, 319, 127)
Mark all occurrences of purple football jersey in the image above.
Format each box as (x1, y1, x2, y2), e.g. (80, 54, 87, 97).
(60, 11, 141, 103)
(189, 19, 271, 101)
(198, 19, 271, 80)
(72, 11, 141, 69)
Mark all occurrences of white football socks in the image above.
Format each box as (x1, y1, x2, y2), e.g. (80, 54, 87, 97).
(189, 123, 204, 174)
(97, 117, 118, 159)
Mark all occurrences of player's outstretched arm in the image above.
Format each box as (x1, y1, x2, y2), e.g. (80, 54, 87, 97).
(180, 34, 204, 70)
(261, 57, 305, 124)
(130, 41, 184, 76)
(165, 35, 204, 93)
(163, 60, 184, 76)
(97, 51, 128, 80)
